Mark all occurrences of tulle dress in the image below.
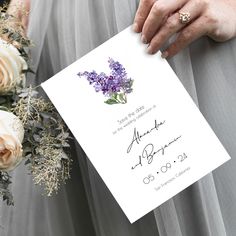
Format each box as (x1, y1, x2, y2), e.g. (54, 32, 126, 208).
(1, 0, 236, 235)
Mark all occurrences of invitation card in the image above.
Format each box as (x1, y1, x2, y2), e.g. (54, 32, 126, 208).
(42, 27, 231, 223)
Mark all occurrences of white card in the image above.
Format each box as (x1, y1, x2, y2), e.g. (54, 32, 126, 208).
(42, 27, 231, 223)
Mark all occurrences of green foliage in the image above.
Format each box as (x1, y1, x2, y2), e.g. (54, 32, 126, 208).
(12, 87, 72, 196)
(104, 92, 127, 105)
(0, 171, 13, 206)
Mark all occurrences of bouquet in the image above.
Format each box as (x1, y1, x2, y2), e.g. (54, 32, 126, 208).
(0, 4, 71, 205)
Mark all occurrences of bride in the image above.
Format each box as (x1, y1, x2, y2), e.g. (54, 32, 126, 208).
(1, 0, 236, 235)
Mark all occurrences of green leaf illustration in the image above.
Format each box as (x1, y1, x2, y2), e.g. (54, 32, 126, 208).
(104, 98, 119, 105)
(118, 93, 127, 104)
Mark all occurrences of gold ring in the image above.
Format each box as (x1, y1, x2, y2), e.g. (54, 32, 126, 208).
(179, 12, 191, 24)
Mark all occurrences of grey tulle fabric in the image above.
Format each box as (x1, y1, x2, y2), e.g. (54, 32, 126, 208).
(1, 0, 236, 235)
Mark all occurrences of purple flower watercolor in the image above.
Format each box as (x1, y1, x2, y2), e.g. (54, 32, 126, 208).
(78, 58, 133, 105)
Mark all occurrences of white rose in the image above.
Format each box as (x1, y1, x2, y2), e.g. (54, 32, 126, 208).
(0, 110, 24, 171)
(0, 38, 28, 93)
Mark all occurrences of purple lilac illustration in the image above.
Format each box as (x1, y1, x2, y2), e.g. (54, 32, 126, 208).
(78, 58, 133, 105)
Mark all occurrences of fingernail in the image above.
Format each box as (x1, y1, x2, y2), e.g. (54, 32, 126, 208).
(147, 45, 153, 54)
(161, 51, 169, 58)
(141, 35, 148, 44)
(133, 23, 139, 32)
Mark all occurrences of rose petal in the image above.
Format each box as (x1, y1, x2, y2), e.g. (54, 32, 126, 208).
(0, 39, 28, 92)
(0, 111, 24, 171)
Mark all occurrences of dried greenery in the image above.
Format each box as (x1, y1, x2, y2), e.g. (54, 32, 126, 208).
(12, 87, 71, 197)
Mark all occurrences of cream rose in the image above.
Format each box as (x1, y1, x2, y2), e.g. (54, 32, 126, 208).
(0, 38, 28, 93)
(0, 110, 24, 171)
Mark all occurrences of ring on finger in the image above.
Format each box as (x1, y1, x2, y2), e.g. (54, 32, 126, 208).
(179, 12, 191, 24)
